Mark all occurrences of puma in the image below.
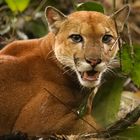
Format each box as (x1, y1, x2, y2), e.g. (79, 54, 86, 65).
(0, 5, 130, 136)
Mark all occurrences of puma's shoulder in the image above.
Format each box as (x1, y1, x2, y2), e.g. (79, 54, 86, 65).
(0, 39, 40, 57)
(0, 40, 39, 65)
(0, 33, 54, 63)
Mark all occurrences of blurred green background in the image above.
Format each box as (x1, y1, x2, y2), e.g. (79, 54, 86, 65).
(0, 0, 139, 49)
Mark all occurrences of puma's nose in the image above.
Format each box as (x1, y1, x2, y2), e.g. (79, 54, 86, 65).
(85, 58, 102, 67)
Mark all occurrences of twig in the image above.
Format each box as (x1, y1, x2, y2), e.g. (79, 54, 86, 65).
(123, 0, 134, 62)
(78, 104, 140, 139)
(44, 88, 98, 132)
(126, 23, 134, 62)
(1, 104, 140, 140)
(0, 5, 9, 12)
(113, 0, 116, 12)
(71, 0, 77, 11)
(113, 0, 122, 70)
(32, 0, 48, 17)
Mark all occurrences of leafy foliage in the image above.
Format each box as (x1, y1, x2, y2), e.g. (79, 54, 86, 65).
(116, 125, 140, 140)
(93, 76, 124, 126)
(77, 94, 89, 118)
(0, 0, 4, 4)
(122, 44, 140, 87)
(76, 2, 104, 13)
(130, 44, 140, 87)
(121, 44, 133, 74)
(5, 0, 30, 13)
(24, 20, 48, 38)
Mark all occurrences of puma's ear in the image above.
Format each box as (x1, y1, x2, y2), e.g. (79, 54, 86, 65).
(110, 5, 130, 33)
(45, 6, 67, 34)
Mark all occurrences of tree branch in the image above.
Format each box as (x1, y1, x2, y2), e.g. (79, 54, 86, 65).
(1, 104, 140, 140)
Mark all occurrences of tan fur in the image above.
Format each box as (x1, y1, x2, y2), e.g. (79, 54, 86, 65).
(0, 6, 130, 136)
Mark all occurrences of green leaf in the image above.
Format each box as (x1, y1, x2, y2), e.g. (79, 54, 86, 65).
(133, 44, 140, 61)
(5, 0, 30, 12)
(130, 44, 140, 87)
(131, 64, 140, 87)
(92, 76, 124, 126)
(76, 2, 104, 13)
(0, 0, 4, 5)
(121, 44, 133, 74)
(77, 94, 89, 118)
(24, 20, 48, 38)
(116, 125, 140, 140)
(121, 44, 140, 87)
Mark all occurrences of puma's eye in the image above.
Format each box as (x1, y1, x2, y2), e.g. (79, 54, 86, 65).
(69, 34, 83, 43)
(102, 34, 113, 43)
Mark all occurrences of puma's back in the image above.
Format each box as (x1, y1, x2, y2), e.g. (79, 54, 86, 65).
(0, 6, 130, 135)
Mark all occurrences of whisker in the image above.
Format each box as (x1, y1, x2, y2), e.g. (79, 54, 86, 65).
(48, 55, 75, 70)
(46, 49, 54, 58)
(63, 69, 72, 75)
(110, 59, 119, 64)
(98, 77, 106, 87)
(80, 85, 86, 93)
(48, 55, 57, 60)
(106, 67, 117, 76)
(109, 36, 120, 51)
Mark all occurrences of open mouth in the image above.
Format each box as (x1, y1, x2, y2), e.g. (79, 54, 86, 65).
(79, 69, 100, 82)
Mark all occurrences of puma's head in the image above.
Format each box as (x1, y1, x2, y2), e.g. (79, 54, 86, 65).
(45, 5, 130, 88)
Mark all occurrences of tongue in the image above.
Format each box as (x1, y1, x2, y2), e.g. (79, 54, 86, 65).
(83, 71, 98, 81)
